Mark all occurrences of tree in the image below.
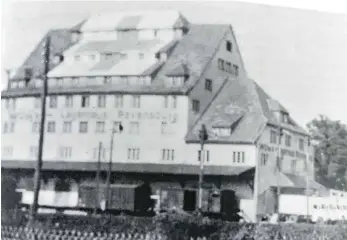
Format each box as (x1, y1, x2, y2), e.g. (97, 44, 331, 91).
(307, 115, 347, 191)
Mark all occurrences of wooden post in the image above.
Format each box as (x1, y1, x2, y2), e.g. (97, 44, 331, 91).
(94, 142, 102, 215)
(29, 35, 50, 223)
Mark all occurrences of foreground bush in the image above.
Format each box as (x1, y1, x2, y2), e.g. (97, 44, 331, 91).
(2, 210, 347, 240)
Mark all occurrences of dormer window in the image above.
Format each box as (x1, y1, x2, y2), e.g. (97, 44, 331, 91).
(120, 53, 127, 60)
(75, 55, 81, 61)
(104, 76, 111, 84)
(212, 127, 231, 137)
(89, 54, 96, 61)
(105, 53, 113, 60)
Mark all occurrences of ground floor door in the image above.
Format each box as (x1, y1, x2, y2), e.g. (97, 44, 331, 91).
(183, 190, 196, 211)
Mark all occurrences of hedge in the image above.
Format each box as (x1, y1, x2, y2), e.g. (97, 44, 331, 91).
(2, 210, 347, 240)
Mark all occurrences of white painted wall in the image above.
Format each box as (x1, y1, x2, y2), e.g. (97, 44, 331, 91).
(1, 95, 190, 164)
(185, 143, 256, 167)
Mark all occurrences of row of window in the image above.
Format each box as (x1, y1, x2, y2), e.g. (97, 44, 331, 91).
(2, 146, 246, 164)
(4, 146, 173, 161)
(270, 129, 306, 151)
(4, 95, 178, 110)
(10, 75, 154, 89)
(217, 59, 239, 76)
(313, 204, 347, 211)
(23, 120, 171, 135)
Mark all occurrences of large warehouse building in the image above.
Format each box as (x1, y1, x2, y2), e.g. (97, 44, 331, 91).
(1, 10, 325, 222)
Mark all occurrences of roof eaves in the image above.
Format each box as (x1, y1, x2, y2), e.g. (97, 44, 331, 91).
(185, 139, 254, 145)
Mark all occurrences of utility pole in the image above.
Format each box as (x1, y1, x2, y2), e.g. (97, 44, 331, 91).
(94, 142, 103, 215)
(306, 138, 311, 222)
(276, 127, 283, 216)
(29, 35, 50, 222)
(198, 124, 208, 212)
(105, 124, 123, 210)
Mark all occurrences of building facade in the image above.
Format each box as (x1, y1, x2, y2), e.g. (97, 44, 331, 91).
(1, 10, 323, 221)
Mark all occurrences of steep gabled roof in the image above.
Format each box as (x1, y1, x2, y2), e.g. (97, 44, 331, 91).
(12, 23, 84, 80)
(186, 75, 308, 143)
(152, 24, 229, 91)
(186, 73, 266, 143)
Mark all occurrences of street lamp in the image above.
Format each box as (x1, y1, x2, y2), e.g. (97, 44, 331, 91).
(198, 124, 208, 212)
(105, 123, 123, 210)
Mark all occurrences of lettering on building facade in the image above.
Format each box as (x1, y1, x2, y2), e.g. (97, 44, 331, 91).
(259, 143, 308, 160)
(9, 110, 178, 123)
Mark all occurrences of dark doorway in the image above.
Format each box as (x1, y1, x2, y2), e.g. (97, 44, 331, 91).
(183, 190, 196, 211)
(220, 190, 240, 221)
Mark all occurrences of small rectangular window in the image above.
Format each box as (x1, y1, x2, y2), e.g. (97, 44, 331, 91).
(172, 96, 177, 108)
(285, 134, 292, 147)
(233, 64, 239, 77)
(81, 95, 90, 108)
(58, 146, 72, 159)
(2, 122, 8, 134)
(164, 96, 169, 108)
(270, 130, 277, 144)
(198, 150, 210, 162)
(205, 79, 212, 91)
(261, 153, 268, 166)
(132, 95, 141, 108)
(104, 76, 111, 84)
(299, 139, 305, 151)
(79, 121, 88, 133)
(97, 95, 106, 108)
(139, 53, 144, 59)
(47, 121, 56, 133)
(115, 95, 123, 108)
(49, 96, 57, 108)
(93, 146, 106, 160)
(62, 121, 72, 133)
(226, 41, 232, 52)
(192, 100, 200, 113)
(29, 146, 38, 158)
(225, 62, 232, 73)
(127, 148, 140, 160)
(96, 121, 105, 133)
(218, 59, 224, 70)
(65, 95, 73, 108)
(162, 149, 175, 161)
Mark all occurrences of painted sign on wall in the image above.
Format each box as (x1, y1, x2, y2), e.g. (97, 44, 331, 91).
(259, 143, 308, 160)
(9, 110, 178, 123)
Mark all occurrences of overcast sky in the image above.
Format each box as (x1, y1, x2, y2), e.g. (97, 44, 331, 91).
(2, 1, 347, 127)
